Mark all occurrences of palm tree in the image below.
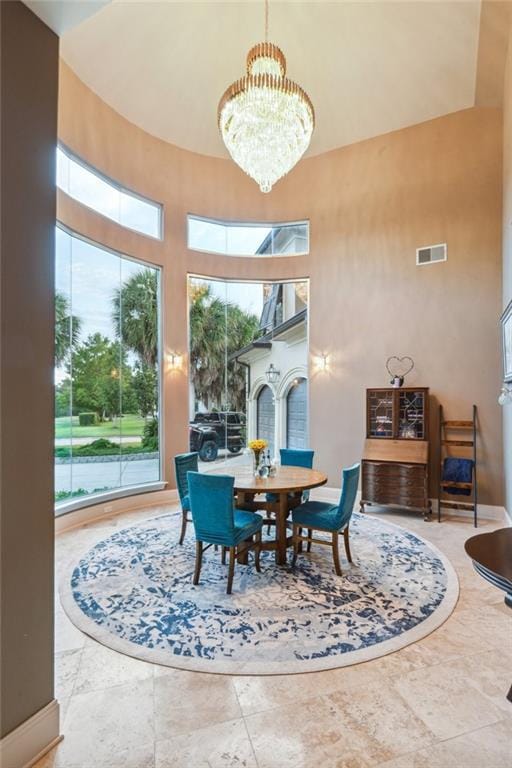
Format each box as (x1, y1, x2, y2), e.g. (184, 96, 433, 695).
(112, 269, 158, 367)
(189, 283, 259, 412)
(55, 291, 81, 366)
(226, 303, 260, 411)
(189, 283, 227, 409)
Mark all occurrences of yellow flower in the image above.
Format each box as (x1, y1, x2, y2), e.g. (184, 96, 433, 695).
(248, 439, 268, 451)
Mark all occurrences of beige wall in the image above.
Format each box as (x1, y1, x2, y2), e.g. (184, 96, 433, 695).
(503, 24, 512, 515)
(58, 62, 504, 506)
(1, 2, 58, 737)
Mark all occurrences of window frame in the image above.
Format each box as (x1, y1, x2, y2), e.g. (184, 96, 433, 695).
(57, 144, 164, 241)
(187, 214, 310, 258)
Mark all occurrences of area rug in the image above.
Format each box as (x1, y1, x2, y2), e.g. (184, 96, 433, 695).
(60, 511, 459, 674)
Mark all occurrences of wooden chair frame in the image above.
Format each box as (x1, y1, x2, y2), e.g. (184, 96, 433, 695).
(193, 531, 262, 594)
(291, 523, 352, 576)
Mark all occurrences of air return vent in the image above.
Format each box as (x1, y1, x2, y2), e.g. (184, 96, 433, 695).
(416, 243, 447, 266)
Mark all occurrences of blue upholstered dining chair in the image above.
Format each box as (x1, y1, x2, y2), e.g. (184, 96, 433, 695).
(187, 472, 264, 594)
(291, 463, 360, 576)
(265, 448, 315, 531)
(174, 452, 198, 545)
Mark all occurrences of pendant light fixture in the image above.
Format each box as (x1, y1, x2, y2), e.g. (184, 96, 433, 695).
(218, 0, 315, 193)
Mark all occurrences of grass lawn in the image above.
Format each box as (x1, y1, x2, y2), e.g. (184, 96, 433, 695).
(55, 413, 145, 439)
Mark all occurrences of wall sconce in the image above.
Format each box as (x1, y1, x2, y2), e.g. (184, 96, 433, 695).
(265, 363, 280, 384)
(313, 354, 329, 372)
(167, 352, 183, 371)
(498, 384, 512, 406)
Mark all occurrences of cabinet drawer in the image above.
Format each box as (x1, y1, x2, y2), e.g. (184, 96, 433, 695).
(367, 491, 427, 508)
(362, 460, 428, 509)
(363, 461, 425, 480)
(364, 477, 425, 495)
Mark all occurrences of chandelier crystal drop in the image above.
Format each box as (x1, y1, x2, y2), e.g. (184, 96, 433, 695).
(218, 40, 315, 193)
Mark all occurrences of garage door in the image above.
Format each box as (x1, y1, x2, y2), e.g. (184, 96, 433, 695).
(287, 378, 308, 449)
(257, 385, 275, 455)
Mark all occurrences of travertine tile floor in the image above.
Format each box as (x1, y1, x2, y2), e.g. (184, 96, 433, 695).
(37, 505, 511, 768)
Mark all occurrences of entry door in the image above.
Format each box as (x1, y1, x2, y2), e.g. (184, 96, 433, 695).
(257, 385, 275, 455)
(286, 378, 307, 449)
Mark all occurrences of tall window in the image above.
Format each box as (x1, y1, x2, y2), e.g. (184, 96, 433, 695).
(188, 276, 309, 471)
(55, 227, 161, 510)
(188, 215, 309, 257)
(57, 146, 162, 239)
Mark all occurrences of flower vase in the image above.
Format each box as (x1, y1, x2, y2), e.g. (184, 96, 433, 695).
(252, 449, 262, 476)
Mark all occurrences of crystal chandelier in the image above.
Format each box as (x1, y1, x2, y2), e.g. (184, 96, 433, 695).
(217, 1, 315, 193)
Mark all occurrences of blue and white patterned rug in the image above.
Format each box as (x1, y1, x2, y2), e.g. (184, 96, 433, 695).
(60, 511, 459, 674)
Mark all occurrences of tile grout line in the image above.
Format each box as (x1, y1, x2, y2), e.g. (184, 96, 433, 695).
(241, 713, 261, 768)
(374, 714, 510, 767)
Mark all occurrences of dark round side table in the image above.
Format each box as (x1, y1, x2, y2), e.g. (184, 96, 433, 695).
(464, 527, 512, 702)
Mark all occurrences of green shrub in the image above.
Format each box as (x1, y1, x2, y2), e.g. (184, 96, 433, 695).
(78, 412, 97, 426)
(54, 440, 157, 458)
(55, 487, 110, 502)
(142, 418, 159, 451)
(89, 438, 117, 450)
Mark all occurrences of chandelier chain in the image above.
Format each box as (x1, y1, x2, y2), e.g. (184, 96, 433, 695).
(265, 0, 269, 41)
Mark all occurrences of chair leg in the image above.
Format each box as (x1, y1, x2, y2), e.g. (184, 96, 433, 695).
(227, 547, 236, 594)
(332, 531, 342, 576)
(307, 528, 312, 553)
(193, 540, 203, 585)
(343, 526, 353, 563)
(298, 526, 303, 553)
(178, 512, 187, 545)
(291, 524, 299, 567)
(221, 546, 227, 565)
(254, 531, 262, 573)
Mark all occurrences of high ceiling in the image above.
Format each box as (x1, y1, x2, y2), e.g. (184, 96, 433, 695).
(56, 1, 487, 158)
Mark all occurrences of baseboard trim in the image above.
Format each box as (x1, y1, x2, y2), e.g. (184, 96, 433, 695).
(55, 489, 179, 534)
(0, 700, 61, 768)
(311, 487, 507, 523)
(54, 484, 509, 533)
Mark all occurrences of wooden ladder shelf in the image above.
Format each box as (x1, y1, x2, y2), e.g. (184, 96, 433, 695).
(438, 404, 478, 526)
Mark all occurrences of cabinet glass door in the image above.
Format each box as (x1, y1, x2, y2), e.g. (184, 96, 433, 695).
(398, 390, 425, 439)
(368, 390, 394, 437)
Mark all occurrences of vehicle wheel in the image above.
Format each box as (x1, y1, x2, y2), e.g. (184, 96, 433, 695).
(199, 440, 218, 462)
(228, 446, 242, 454)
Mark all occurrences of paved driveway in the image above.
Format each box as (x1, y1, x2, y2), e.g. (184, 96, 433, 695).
(54, 450, 250, 493)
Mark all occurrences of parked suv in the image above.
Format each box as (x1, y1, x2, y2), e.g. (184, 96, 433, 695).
(189, 411, 245, 462)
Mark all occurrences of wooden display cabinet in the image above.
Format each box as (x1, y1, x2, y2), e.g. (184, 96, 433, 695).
(361, 387, 431, 519)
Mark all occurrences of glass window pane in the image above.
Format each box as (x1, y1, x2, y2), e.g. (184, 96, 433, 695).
(188, 277, 229, 472)
(55, 229, 161, 512)
(272, 223, 309, 255)
(120, 192, 160, 238)
(57, 146, 162, 239)
(225, 226, 271, 256)
(55, 228, 73, 504)
(187, 216, 309, 257)
(188, 277, 309, 467)
(119, 258, 160, 488)
(68, 158, 120, 222)
(188, 217, 226, 253)
(70, 237, 122, 499)
(56, 147, 69, 193)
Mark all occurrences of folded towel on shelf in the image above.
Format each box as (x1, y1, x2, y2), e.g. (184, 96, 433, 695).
(442, 457, 474, 496)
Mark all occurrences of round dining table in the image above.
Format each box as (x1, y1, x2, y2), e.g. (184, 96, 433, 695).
(209, 465, 328, 565)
